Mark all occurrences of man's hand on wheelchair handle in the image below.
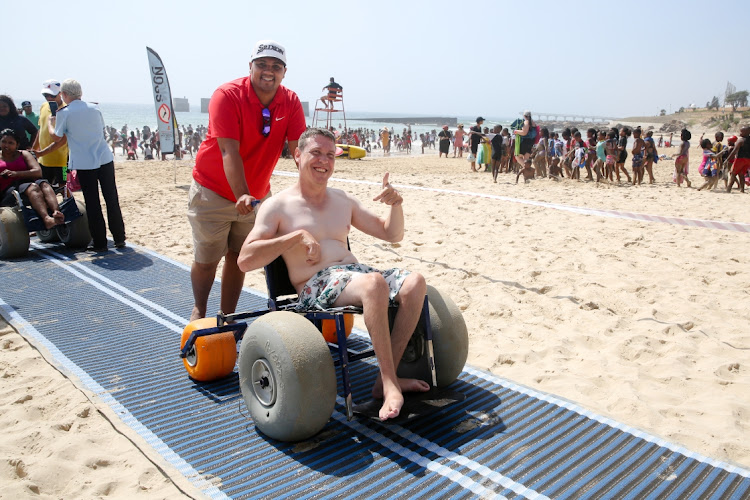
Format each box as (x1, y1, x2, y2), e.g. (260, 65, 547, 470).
(235, 194, 258, 215)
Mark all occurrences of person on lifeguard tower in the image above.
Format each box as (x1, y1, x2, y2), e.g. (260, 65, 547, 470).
(321, 77, 342, 109)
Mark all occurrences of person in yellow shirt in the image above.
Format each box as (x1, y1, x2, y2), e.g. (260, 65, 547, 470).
(32, 79, 69, 187)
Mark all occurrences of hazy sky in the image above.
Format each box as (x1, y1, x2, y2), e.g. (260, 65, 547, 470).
(6, 0, 749, 119)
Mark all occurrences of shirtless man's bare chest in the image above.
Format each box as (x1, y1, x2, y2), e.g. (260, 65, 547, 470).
(278, 188, 358, 290)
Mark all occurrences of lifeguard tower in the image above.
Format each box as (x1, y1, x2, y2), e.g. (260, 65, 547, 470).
(313, 78, 346, 131)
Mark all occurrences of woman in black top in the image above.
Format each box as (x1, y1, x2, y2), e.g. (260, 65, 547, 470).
(0, 95, 37, 150)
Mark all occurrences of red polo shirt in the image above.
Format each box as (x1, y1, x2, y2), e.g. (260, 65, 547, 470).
(193, 77, 306, 201)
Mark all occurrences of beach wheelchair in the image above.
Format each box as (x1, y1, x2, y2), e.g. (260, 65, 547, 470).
(0, 187, 91, 258)
(180, 255, 469, 442)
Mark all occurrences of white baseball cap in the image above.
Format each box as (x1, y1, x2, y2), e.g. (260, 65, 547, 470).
(250, 40, 286, 66)
(41, 79, 62, 96)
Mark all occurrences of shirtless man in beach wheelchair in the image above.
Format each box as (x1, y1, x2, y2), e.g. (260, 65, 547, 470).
(180, 128, 468, 442)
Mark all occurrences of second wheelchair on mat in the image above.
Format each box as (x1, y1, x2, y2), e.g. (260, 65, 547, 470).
(0, 188, 91, 258)
(180, 255, 469, 442)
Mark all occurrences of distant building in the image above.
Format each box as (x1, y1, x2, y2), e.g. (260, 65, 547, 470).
(201, 98, 211, 113)
(174, 97, 189, 112)
(302, 101, 309, 117)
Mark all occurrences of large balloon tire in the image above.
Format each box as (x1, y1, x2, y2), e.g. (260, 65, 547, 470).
(180, 318, 237, 382)
(38, 228, 60, 243)
(0, 207, 30, 258)
(239, 311, 336, 442)
(57, 199, 91, 248)
(397, 285, 468, 387)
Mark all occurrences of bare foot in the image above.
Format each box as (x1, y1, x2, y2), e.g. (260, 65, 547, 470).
(42, 215, 57, 229)
(372, 376, 431, 399)
(379, 386, 404, 421)
(52, 210, 64, 225)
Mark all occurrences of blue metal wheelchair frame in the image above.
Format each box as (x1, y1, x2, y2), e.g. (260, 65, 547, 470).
(179, 254, 438, 421)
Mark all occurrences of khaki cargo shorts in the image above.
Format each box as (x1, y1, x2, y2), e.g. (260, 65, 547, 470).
(187, 180, 270, 264)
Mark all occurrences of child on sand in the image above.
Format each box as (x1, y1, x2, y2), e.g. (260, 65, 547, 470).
(593, 130, 606, 183)
(569, 131, 585, 181)
(561, 128, 572, 178)
(674, 128, 692, 187)
(532, 128, 549, 178)
(631, 127, 645, 185)
(476, 127, 491, 172)
(726, 125, 750, 193)
(490, 125, 504, 182)
(499, 128, 511, 173)
(643, 131, 657, 184)
(584, 128, 597, 181)
(711, 132, 728, 189)
(724, 135, 737, 183)
(696, 138, 718, 191)
(605, 130, 618, 182)
(548, 132, 563, 179)
(516, 158, 535, 184)
(616, 127, 632, 183)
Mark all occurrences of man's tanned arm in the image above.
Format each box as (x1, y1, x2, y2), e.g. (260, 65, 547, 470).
(218, 137, 254, 214)
(351, 172, 404, 243)
(237, 201, 320, 272)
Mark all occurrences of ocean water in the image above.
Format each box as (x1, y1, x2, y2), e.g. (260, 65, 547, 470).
(22, 99, 642, 149)
(96, 102, 517, 141)
(19, 99, 515, 140)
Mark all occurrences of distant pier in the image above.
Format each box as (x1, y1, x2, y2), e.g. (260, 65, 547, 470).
(525, 111, 615, 123)
(349, 116, 458, 126)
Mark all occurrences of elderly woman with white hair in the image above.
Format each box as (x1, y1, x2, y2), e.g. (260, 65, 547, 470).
(47, 79, 126, 252)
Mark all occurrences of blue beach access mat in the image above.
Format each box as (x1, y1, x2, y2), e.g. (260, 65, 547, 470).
(2, 241, 750, 499)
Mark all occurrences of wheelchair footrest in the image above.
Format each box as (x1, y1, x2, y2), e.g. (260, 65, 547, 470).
(22, 196, 82, 233)
(352, 388, 465, 425)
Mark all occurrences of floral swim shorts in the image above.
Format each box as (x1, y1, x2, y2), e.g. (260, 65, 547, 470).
(296, 263, 411, 311)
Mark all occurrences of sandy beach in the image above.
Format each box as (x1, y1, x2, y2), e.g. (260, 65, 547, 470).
(2, 136, 749, 497)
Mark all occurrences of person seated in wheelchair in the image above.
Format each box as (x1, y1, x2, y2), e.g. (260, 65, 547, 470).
(238, 127, 429, 421)
(0, 128, 64, 229)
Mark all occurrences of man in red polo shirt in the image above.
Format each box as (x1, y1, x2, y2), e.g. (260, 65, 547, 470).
(188, 39, 306, 321)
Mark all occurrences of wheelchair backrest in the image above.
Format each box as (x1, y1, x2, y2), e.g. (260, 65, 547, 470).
(264, 255, 296, 304)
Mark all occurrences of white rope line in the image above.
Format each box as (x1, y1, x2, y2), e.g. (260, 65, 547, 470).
(273, 171, 750, 233)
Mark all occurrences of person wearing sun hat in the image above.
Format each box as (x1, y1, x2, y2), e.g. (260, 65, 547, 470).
(187, 39, 306, 322)
(33, 79, 69, 186)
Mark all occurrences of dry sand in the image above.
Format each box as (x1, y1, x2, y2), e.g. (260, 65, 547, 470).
(2, 142, 749, 497)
